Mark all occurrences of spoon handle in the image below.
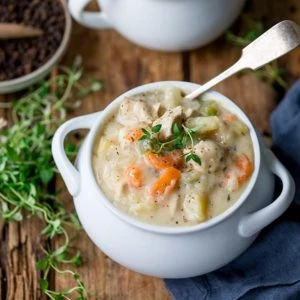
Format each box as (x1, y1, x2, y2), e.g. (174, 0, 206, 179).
(185, 59, 245, 100)
(185, 20, 300, 100)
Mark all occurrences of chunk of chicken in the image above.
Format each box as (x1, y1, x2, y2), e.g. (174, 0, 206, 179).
(191, 140, 224, 173)
(98, 164, 127, 200)
(117, 97, 154, 126)
(152, 103, 160, 117)
(152, 106, 182, 139)
(118, 125, 146, 149)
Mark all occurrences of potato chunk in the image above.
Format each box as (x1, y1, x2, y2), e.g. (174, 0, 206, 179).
(162, 86, 182, 109)
(96, 137, 112, 156)
(183, 193, 208, 222)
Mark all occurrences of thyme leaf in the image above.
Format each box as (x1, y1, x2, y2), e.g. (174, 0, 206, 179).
(139, 122, 201, 165)
(151, 124, 162, 133)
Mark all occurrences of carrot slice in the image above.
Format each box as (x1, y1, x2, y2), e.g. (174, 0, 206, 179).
(235, 153, 253, 184)
(222, 153, 253, 191)
(150, 167, 181, 199)
(125, 129, 143, 142)
(125, 164, 143, 188)
(145, 150, 183, 170)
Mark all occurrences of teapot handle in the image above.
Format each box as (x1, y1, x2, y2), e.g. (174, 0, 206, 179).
(68, 0, 113, 29)
(238, 150, 295, 237)
(52, 112, 102, 197)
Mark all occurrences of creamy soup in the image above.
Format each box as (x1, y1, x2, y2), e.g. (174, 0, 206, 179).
(93, 87, 254, 226)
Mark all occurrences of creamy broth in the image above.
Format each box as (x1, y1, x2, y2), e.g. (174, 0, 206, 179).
(92, 87, 254, 226)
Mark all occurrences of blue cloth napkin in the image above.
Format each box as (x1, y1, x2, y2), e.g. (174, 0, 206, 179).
(165, 80, 300, 300)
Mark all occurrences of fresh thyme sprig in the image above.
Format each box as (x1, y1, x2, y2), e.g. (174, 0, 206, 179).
(181, 124, 202, 165)
(0, 67, 103, 299)
(37, 228, 87, 299)
(139, 123, 201, 165)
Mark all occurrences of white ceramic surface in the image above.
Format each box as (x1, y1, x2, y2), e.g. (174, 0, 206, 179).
(52, 82, 295, 278)
(68, 0, 246, 51)
(0, 0, 72, 94)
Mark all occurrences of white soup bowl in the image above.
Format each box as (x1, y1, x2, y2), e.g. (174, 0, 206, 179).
(52, 81, 295, 278)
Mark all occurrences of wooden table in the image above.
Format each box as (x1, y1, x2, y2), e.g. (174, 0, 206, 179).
(0, 0, 300, 299)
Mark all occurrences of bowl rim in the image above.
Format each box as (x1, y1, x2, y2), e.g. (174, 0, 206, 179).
(0, 0, 72, 88)
(84, 81, 261, 235)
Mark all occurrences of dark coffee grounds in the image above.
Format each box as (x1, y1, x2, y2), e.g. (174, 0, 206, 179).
(0, 0, 66, 81)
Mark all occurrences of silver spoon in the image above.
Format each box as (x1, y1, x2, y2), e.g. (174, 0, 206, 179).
(185, 20, 300, 100)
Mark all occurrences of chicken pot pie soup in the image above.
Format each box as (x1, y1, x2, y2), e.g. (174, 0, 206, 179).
(93, 87, 254, 226)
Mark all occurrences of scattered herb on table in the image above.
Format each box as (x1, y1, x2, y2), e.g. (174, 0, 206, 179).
(226, 20, 287, 89)
(225, 21, 264, 47)
(139, 123, 202, 165)
(0, 67, 103, 299)
(254, 61, 287, 89)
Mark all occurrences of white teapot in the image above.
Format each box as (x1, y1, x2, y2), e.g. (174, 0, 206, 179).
(68, 0, 246, 51)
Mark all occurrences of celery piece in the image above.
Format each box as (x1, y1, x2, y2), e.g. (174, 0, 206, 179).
(186, 116, 220, 134)
(200, 101, 219, 116)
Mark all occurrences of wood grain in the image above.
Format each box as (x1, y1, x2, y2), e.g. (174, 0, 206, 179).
(1, 218, 45, 300)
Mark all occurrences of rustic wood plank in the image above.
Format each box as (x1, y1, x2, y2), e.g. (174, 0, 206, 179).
(62, 30, 183, 114)
(3, 219, 45, 300)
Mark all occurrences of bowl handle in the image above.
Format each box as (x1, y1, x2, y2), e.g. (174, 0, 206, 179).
(68, 0, 113, 29)
(238, 150, 295, 238)
(52, 112, 102, 197)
